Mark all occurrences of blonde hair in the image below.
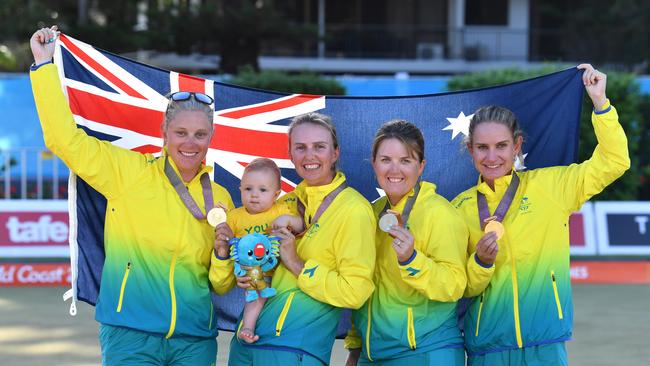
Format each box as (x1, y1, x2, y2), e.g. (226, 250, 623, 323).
(466, 106, 523, 145)
(288, 112, 339, 149)
(161, 97, 214, 132)
(288, 112, 340, 171)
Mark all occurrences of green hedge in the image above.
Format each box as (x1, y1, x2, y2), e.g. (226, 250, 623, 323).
(448, 66, 647, 201)
(0, 44, 17, 71)
(228, 67, 345, 96)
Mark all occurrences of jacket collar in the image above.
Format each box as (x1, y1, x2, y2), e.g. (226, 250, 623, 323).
(386, 181, 437, 213)
(476, 169, 517, 200)
(294, 171, 347, 209)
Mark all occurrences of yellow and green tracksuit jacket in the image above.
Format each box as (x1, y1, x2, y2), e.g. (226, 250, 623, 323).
(227, 203, 292, 238)
(348, 182, 468, 361)
(210, 172, 376, 363)
(31, 64, 235, 338)
(452, 101, 629, 356)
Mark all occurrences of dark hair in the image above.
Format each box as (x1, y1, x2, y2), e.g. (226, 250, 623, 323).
(244, 158, 281, 190)
(466, 105, 523, 145)
(162, 95, 214, 132)
(372, 119, 425, 162)
(288, 112, 339, 149)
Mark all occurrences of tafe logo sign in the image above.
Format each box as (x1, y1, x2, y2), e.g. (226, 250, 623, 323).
(0, 212, 69, 246)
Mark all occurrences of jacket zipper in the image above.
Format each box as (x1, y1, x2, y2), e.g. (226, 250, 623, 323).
(208, 301, 214, 329)
(165, 251, 179, 339)
(509, 241, 523, 348)
(275, 292, 296, 336)
(116, 262, 131, 312)
(551, 271, 564, 320)
(407, 307, 417, 350)
(475, 293, 485, 337)
(365, 296, 373, 361)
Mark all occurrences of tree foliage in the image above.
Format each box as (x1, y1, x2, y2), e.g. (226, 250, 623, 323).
(448, 66, 648, 201)
(0, 0, 315, 73)
(533, 0, 650, 70)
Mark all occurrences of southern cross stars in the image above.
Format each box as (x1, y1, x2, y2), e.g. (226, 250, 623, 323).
(515, 153, 528, 171)
(443, 111, 473, 139)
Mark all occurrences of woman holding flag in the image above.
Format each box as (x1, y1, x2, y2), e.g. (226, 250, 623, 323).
(210, 112, 377, 366)
(30, 26, 235, 365)
(452, 64, 629, 365)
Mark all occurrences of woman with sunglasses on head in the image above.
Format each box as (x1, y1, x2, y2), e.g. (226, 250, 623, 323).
(345, 120, 468, 366)
(210, 112, 377, 366)
(452, 64, 629, 365)
(30, 27, 235, 365)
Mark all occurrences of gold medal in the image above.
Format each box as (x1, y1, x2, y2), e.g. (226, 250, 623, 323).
(484, 220, 505, 240)
(207, 207, 227, 227)
(378, 213, 398, 232)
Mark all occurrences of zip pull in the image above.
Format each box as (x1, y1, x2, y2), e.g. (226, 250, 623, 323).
(62, 288, 77, 316)
(69, 301, 77, 316)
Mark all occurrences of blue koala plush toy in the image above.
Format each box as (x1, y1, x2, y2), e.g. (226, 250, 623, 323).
(229, 233, 280, 302)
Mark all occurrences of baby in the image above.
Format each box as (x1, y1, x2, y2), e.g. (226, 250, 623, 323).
(228, 158, 303, 343)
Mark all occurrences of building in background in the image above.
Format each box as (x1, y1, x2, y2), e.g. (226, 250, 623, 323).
(139, 0, 543, 74)
(270, 0, 530, 61)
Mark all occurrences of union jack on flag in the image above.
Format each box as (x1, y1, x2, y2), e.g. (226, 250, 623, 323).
(53, 34, 585, 332)
(54, 34, 316, 195)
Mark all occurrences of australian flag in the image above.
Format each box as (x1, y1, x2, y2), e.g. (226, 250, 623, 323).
(52, 34, 584, 331)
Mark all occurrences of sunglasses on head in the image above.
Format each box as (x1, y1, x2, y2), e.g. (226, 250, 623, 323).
(169, 91, 214, 105)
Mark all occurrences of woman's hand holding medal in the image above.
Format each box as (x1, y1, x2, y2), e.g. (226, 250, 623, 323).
(208, 203, 231, 259)
(387, 225, 415, 263)
(213, 222, 233, 258)
(476, 231, 499, 266)
(380, 210, 415, 262)
(477, 216, 501, 266)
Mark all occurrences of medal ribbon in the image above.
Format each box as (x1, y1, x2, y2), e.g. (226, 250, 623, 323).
(379, 182, 421, 228)
(164, 157, 214, 220)
(477, 173, 520, 230)
(297, 181, 348, 228)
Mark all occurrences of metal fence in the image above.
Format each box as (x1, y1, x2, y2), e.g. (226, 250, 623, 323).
(0, 148, 69, 200)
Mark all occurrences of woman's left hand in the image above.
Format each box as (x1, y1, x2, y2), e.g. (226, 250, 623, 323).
(388, 225, 415, 263)
(272, 226, 304, 277)
(577, 63, 607, 111)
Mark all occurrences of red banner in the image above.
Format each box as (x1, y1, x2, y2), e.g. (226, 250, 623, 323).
(570, 261, 650, 284)
(2, 260, 648, 287)
(0, 263, 71, 286)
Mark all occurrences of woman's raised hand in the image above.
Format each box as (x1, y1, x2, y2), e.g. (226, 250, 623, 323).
(577, 63, 607, 111)
(30, 26, 59, 65)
